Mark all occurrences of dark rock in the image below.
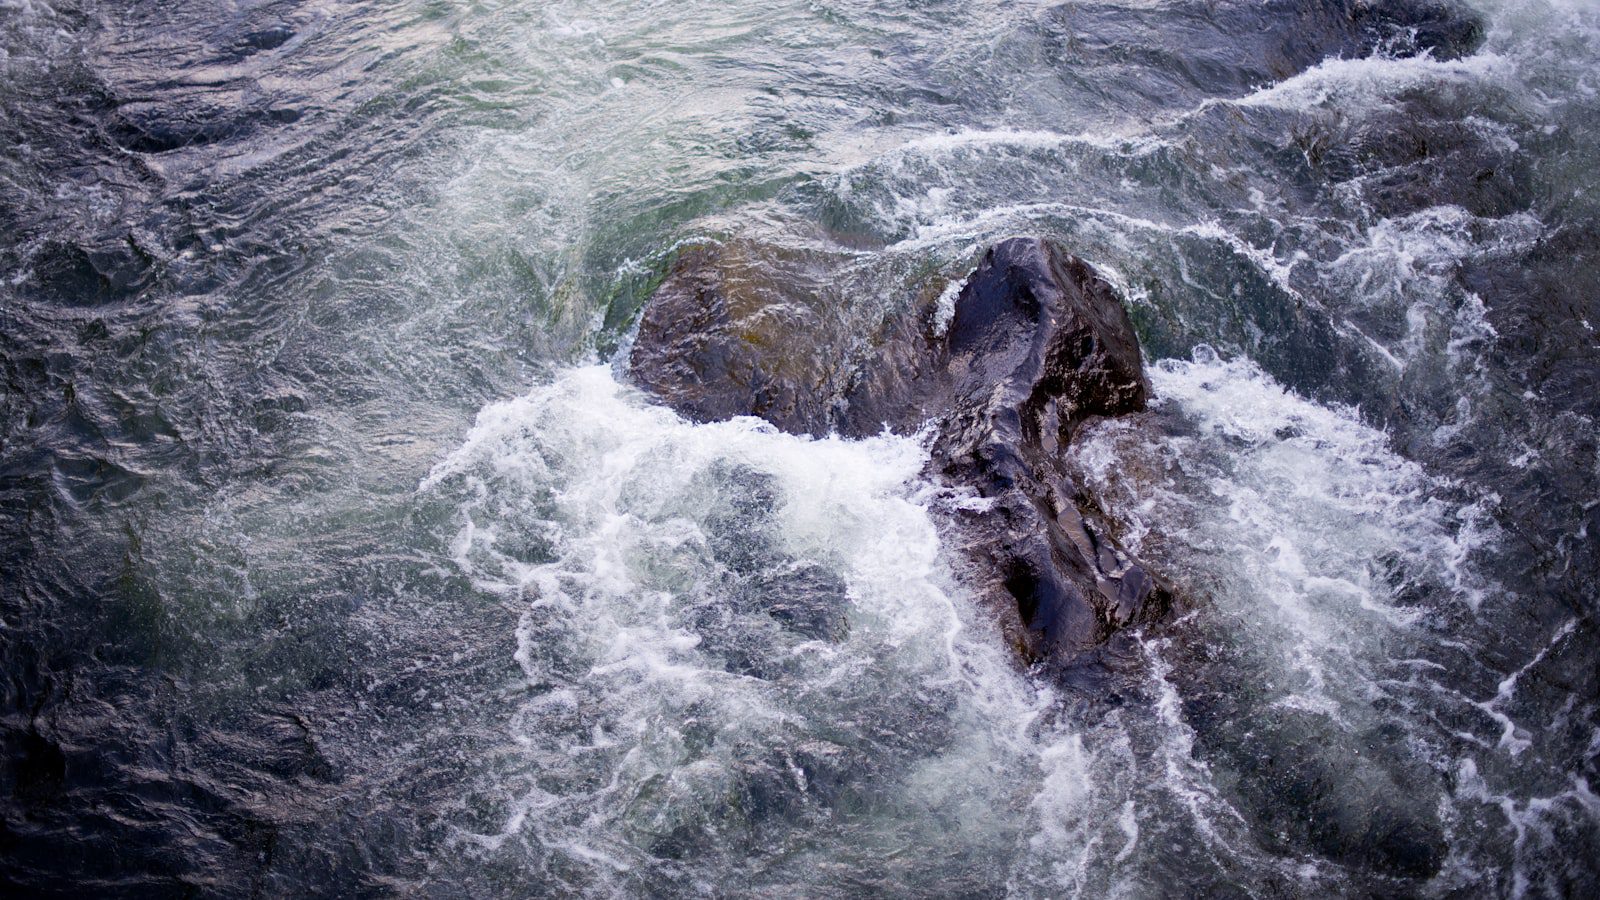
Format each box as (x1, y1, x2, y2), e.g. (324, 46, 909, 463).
(915, 240, 1168, 674)
(628, 236, 1172, 680)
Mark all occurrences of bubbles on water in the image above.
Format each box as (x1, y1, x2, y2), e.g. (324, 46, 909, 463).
(411, 345, 1572, 894)
(8, 0, 1597, 891)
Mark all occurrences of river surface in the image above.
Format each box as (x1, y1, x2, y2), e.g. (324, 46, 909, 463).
(2, 0, 1597, 896)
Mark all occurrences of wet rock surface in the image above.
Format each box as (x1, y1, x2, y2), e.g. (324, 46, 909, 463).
(629, 237, 1172, 679)
(626, 241, 857, 438)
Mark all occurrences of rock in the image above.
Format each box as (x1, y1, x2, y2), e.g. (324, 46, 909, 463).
(627, 241, 854, 438)
(629, 236, 1172, 680)
(888, 239, 1168, 677)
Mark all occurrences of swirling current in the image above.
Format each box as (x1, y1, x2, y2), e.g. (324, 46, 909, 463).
(1, 0, 1597, 896)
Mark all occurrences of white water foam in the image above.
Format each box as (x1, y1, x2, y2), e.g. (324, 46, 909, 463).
(1324, 205, 1539, 374)
(1066, 349, 1600, 894)
(1232, 50, 1518, 114)
(1077, 348, 1500, 687)
(420, 365, 1062, 892)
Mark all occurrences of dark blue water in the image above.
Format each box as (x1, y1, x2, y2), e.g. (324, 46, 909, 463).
(2, 0, 1597, 895)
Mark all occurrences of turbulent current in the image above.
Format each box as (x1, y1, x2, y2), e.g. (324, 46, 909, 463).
(2, 0, 1597, 896)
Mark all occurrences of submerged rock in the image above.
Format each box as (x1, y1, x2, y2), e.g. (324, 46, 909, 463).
(689, 462, 853, 677)
(1037, 0, 1484, 113)
(1186, 682, 1449, 879)
(628, 236, 1172, 680)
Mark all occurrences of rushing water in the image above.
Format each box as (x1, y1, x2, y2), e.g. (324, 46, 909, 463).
(2, 0, 1597, 896)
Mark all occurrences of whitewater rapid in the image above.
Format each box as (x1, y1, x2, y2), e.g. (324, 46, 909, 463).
(3, 0, 1596, 894)
(409, 343, 1575, 895)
